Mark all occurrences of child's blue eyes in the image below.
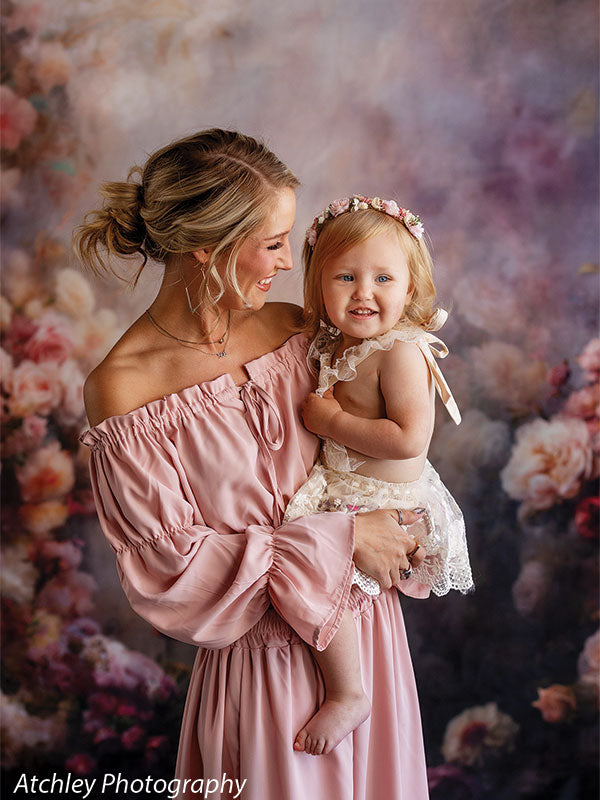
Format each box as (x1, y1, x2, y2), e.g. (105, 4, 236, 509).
(338, 275, 391, 283)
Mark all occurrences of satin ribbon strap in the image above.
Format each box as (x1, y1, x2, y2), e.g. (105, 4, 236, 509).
(419, 334, 462, 425)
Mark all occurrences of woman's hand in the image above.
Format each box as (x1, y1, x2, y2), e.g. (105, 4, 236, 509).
(353, 509, 428, 590)
(301, 389, 342, 437)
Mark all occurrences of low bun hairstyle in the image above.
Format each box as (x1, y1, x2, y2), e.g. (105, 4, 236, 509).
(73, 129, 300, 303)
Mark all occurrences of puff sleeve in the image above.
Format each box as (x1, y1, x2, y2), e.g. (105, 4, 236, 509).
(81, 422, 355, 651)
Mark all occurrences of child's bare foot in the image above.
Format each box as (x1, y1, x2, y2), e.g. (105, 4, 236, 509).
(293, 691, 370, 756)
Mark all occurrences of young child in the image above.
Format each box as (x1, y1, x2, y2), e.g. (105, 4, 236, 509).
(287, 195, 473, 757)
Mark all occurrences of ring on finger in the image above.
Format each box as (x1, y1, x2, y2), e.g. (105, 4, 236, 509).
(407, 543, 420, 561)
(397, 509, 404, 524)
(400, 566, 413, 580)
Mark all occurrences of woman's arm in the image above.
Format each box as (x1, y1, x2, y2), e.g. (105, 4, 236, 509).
(302, 341, 432, 459)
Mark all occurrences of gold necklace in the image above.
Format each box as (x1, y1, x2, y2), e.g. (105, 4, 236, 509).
(145, 309, 231, 358)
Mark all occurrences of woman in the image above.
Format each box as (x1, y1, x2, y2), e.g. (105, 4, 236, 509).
(75, 129, 430, 799)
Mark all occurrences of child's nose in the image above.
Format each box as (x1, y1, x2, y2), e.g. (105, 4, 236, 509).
(351, 280, 373, 300)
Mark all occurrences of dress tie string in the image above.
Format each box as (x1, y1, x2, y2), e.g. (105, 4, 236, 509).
(240, 382, 285, 451)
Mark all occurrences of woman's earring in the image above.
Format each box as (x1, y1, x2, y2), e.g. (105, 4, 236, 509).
(185, 259, 207, 314)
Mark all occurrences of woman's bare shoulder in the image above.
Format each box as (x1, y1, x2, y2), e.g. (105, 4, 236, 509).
(258, 301, 305, 340)
(83, 321, 155, 427)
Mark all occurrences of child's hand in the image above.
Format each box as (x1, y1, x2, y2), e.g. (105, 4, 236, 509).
(301, 388, 343, 436)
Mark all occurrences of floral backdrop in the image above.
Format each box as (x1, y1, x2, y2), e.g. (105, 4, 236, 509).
(1, 1, 598, 798)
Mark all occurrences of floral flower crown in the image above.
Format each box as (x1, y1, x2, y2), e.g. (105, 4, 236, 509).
(305, 195, 424, 248)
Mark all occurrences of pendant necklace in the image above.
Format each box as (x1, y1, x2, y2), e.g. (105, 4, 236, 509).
(145, 309, 231, 358)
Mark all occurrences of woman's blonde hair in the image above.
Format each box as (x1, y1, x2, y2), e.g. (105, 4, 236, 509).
(303, 208, 436, 339)
(73, 129, 299, 307)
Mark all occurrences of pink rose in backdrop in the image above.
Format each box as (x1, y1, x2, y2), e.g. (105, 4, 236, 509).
(6, 360, 62, 417)
(65, 753, 97, 776)
(577, 629, 600, 690)
(3, 414, 48, 457)
(0, 85, 37, 150)
(19, 499, 68, 537)
(577, 338, 600, 382)
(22, 310, 75, 365)
(441, 702, 519, 766)
(532, 685, 577, 723)
(16, 441, 75, 502)
(501, 417, 593, 514)
(562, 384, 600, 421)
(54, 269, 95, 318)
(37, 570, 97, 617)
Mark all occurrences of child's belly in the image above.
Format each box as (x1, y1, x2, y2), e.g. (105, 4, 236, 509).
(350, 448, 428, 483)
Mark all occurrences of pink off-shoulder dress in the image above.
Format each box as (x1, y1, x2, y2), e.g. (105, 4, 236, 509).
(80, 333, 429, 800)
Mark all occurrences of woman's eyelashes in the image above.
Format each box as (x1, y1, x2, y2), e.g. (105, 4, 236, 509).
(267, 241, 283, 251)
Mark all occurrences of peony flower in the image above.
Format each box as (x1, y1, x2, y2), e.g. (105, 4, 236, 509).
(441, 702, 519, 766)
(562, 384, 600, 421)
(65, 753, 97, 776)
(575, 496, 599, 540)
(512, 561, 550, 616)
(54, 268, 95, 318)
(0, 542, 39, 604)
(0, 85, 37, 150)
(577, 629, 600, 689)
(2, 414, 48, 457)
(82, 635, 170, 696)
(577, 338, 600, 383)
(6, 359, 62, 417)
(382, 199, 400, 216)
(532, 684, 577, 723)
(329, 197, 350, 216)
(16, 441, 75, 502)
(37, 570, 97, 617)
(35, 540, 83, 572)
(22, 310, 75, 364)
(469, 341, 547, 417)
(20, 498, 68, 536)
(32, 41, 72, 93)
(501, 416, 593, 514)
(3, 311, 37, 359)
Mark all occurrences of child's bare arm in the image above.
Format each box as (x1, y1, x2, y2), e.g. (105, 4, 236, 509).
(301, 342, 432, 460)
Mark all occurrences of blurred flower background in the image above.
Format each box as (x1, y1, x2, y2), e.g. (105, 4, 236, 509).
(1, 1, 598, 798)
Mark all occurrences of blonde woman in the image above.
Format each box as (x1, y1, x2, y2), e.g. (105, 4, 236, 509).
(75, 129, 430, 800)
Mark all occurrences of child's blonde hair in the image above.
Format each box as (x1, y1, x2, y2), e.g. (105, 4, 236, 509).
(73, 128, 299, 309)
(303, 207, 436, 339)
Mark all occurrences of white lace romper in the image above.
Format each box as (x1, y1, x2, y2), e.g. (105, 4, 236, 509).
(284, 314, 474, 598)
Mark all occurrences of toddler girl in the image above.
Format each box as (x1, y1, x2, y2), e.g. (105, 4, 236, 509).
(287, 195, 473, 756)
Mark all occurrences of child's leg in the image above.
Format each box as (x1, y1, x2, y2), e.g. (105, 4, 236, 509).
(294, 608, 371, 756)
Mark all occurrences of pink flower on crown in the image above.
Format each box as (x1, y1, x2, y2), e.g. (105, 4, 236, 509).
(329, 198, 350, 216)
(306, 224, 318, 247)
(382, 199, 400, 216)
(404, 212, 425, 240)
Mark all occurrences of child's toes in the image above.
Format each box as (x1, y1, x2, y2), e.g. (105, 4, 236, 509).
(313, 737, 326, 756)
(294, 729, 307, 752)
(304, 734, 314, 754)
